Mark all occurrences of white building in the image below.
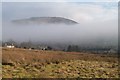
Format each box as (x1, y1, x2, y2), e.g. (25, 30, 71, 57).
(5, 43, 15, 48)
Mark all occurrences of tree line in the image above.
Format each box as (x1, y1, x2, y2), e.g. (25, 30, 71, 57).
(2, 40, 117, 54)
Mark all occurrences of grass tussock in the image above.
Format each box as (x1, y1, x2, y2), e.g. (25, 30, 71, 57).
(2, 48, 119, 78)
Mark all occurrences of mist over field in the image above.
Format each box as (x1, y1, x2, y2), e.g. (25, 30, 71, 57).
(2, 2, 119, 78)
(2, 2, 118, 47)
(3, 20, 117, 45)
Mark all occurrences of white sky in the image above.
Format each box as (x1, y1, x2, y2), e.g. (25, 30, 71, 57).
(1, 0, 119, 2)
(1, 1, 118, 43)
(2, 2, 118, 24)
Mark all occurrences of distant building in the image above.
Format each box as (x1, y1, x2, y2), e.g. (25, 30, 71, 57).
(6, 45, 15, 48)
(4, 43, 15, 48)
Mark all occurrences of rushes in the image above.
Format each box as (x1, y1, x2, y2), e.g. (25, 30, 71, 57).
(2, 48, 118, 78)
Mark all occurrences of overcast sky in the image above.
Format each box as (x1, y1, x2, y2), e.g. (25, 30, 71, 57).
(1, 0, 119, 2)
(2, 2, 118, 24)
(2, 2, 118, 45)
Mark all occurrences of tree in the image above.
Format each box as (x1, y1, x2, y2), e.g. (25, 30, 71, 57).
(67, 45, 79, 52)
(67, 45, 72, 52)
(47, 46, 52, 50)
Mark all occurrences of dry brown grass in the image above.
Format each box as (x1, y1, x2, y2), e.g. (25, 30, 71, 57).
(2, 48, 118, 65)
(2, 48, 118, 78)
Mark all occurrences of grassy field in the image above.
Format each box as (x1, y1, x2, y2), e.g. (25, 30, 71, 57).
(2, 48, 119, 78)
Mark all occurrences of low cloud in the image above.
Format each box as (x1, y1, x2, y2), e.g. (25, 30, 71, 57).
(2, 2, 118, 47)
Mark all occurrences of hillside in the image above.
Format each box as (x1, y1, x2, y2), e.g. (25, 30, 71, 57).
(12, 17, 78, 25)
(2, 48, 118, 78)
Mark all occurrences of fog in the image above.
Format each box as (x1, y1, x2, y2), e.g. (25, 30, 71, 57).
(2, 2, 118, 47)
(2, 19, 118, 47)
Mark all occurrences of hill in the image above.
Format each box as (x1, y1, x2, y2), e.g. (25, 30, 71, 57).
(12, 17, 78, 25)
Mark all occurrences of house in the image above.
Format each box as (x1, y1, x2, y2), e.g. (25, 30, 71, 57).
(6, 45, 15, 48)
(4, 43, 15, 48)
